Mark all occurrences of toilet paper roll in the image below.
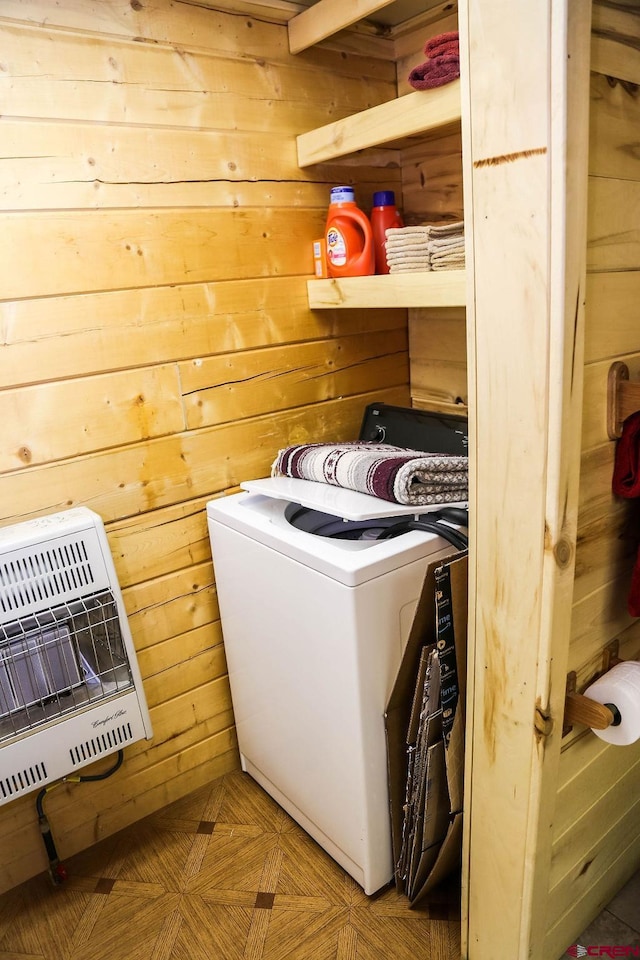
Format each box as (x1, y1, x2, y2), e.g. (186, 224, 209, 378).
(583, 660, 640, 745)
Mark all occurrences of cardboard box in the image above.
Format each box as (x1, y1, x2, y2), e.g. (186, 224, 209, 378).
(385, 551, 468, 906)
(312, 238, 328, 278)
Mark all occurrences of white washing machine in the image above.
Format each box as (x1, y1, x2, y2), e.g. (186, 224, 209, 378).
(206, 405, 467, 895)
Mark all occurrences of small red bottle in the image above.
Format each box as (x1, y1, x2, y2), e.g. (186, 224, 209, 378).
(371, 190, 404, 275)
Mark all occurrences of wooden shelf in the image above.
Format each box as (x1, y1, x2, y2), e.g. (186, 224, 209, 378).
(287, 0, 450, 54)
(295, 19, 464, 312)
(307, 270, 466, 309)
(288, 0, 397, 54)
(297, 81, 461, 167)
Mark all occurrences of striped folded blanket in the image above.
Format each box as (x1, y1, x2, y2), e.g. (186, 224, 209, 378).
(271, 442, 468, 506)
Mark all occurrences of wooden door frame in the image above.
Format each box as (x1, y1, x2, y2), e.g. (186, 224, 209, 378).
(458, 2, 593, 957)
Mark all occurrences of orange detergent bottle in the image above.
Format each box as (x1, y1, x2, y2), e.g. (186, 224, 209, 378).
(371, 190, 404, 274)
(324, 186, 375, 278)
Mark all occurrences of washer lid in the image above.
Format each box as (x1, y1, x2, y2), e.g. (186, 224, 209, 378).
(241, 476, 466, 521)
(207, 491, 453, 586)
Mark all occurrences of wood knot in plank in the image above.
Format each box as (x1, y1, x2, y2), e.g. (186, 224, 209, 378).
(606, 76, 639, 98)
(534, 700, 553, 741)
(553, 537, 573, 569)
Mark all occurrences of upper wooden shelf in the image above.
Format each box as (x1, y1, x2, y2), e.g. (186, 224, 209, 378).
(288, 0, 397, 53)
(297, 81, 461, 166)
(307, 271, 466, 309)
(288, 0, 393, 53)
(287, 0, 447, 53)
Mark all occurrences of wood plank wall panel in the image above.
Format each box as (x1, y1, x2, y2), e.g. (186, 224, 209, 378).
(391, 12, 467, 416)
(1, 280, 405, 388)
(0, 0, 410, 894)
(408, 308, 467, 412)
(400, 132, 465, 226)
(179, 331, 409, 427)
(544, 6, 640, 955)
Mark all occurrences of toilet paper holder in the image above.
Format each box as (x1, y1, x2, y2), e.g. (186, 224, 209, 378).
(563, 640, 621, 736)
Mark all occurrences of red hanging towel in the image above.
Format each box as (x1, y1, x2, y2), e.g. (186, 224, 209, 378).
(612, 411, 640, 616)
(612, 411, 640, 498)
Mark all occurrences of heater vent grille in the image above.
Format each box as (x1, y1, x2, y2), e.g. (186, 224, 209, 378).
(0, 539, 96, 616)
(69, 722, 134, 766)
(0, 590, 133, 746)
(0, 760, 48, 802)
(0, 508, 151, 808)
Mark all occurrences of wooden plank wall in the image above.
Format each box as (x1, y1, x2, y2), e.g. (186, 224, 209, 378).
(0, 0, 410, 894)
(393, 5, 468, 415)
(545, 4, 640, 955)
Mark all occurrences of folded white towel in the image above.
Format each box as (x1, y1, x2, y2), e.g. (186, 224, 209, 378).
(427, 235, 465, 252)
(432, 253, 465, 270)
(387, 262, 431, 271)
(386, 252, 432, 263)
(389, 262, 432, 273)
(386, 221, 464, 236)
(431, 249, 465, 262)
(386, 251, 431, 263)
(430, 253, 464, 264)
(385, 226, 432, 236)
(384, 237, 430, 250)
(385, 241, 431, 255)
(429, 220, 465, 236)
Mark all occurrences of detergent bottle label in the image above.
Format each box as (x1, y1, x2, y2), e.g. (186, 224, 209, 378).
(326, 226, 347, 267)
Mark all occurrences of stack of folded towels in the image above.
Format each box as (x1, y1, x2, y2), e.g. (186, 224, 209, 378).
(408, 31, 460, 90)
(384, 221, 465, 273)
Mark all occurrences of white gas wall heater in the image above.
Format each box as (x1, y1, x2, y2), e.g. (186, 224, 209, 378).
(0, 507, 152, 807)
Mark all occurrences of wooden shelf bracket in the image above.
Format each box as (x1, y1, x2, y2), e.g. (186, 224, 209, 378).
(607, 361, 640, 439)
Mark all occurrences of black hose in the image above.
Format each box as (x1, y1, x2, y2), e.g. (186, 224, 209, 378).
(36, 749, 124, 818)
(433, 507, 469, 526)
(75, 749, 124, 782)
(376, 518, 469, 550)
(36, 750, 125, 885)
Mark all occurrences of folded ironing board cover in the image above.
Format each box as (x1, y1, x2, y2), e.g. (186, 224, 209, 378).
(271, 442, 468, 506)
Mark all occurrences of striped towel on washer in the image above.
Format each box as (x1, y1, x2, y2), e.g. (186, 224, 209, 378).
(271, 442, 468, 506)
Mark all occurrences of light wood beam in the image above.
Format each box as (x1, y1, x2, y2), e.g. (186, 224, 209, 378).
(288, 0, 396, 53)
(297, 83, 461, 166)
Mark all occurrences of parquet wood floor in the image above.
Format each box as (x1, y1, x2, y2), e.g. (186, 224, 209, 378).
(0, 770, 461, 960)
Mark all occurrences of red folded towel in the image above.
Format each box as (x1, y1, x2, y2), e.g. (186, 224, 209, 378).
(409, 55, 460, 90)
(409, 31, 460, 91)
(424, 31, 459, 58)
(612, 411, 640, 616)
(424, 41, 458, 59)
